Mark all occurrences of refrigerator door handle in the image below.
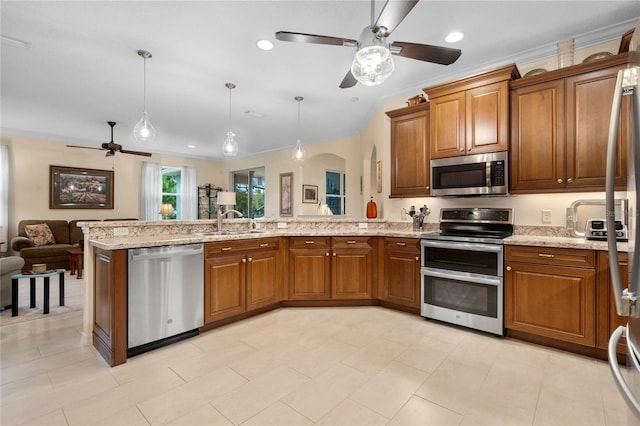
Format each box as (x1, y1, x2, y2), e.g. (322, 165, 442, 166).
(609, 326, 640, 417)
(606, 67, 640, 318)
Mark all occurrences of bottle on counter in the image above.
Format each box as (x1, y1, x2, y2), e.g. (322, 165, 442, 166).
(366, 196, 377, 219)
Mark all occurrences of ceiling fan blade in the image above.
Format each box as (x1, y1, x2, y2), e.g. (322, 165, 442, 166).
(120, 149, 152, 157)
(66, 144, 103, 151)
(276, 31, 357, 47)
(391, 41, 461, 65)
(339, 69, 358, 89)
(373, 0, 419, 37)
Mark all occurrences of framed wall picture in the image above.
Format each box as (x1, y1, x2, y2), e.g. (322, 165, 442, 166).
(279, 172, 293, 216)
(302, 184, 318, 203)
(50, 165, 114, 209)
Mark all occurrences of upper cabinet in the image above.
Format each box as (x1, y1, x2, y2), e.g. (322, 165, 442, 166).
(510, 53, 633, 193)
(386, 103, 430, 198)
(424, 64, 520, 159)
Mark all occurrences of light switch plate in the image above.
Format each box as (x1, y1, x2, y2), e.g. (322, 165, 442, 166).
(541, 209, 552, 224)
(113, 227, 129, 236)
(277, 222, 287, 229)
(358, 222, 368, 229)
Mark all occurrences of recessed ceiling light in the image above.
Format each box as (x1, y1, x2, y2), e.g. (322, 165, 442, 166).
(187, 144, 196, 149)
(256, 39, 274, 51)
(445, 32, 464, 43)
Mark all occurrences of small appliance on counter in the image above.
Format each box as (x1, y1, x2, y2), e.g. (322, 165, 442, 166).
(585, 218, 628, 241)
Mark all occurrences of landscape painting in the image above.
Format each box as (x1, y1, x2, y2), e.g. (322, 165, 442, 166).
(50, 165, 114, 209)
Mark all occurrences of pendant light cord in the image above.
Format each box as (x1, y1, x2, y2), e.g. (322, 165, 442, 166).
(143, 56, 147, 112)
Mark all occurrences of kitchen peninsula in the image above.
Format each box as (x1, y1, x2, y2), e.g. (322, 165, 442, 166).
(81, 218, 625, 366)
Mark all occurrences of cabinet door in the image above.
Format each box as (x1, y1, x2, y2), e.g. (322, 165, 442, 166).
(466, 81, 509, 154)
(430, 91, 466, 158)
(381, 250, 420, 308)
(389, 105, 430, 196)
(510, 79, 566, 192)
(204, 254, 246, 323)
(565, 67, 628, 189)
(332, 242, 372, 299)
(289, 248, 331, 299)
(246, 250, 279, 311)
(505, 262, 595, 346)
(596, 251, 628, 352)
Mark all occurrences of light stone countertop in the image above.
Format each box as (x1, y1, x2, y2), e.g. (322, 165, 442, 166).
(504, 234, 628, 252)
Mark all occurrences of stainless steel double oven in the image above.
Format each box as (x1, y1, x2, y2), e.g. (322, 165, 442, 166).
(420, 208, 513, 336)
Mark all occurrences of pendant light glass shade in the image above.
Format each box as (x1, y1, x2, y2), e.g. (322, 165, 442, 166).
(351, 28, 395, 87)
(222, 83, 238, 156)
(133, 50, 156, 142)
(291, 96, 306, 162)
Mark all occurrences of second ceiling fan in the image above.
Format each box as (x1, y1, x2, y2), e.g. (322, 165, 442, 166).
(276, 0, 462, 88)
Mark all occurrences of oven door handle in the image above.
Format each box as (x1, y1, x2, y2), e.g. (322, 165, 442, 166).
(421, 240, 503, 253)
(422, 267, 502, 286)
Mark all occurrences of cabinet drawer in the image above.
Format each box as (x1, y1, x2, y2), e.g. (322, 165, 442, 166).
(205, 238, 279, 257)
(505, 245, 595, 268)
(332, 236, 372, 249)
(384, 237, 420, 252)
(289, 237, 331, 249)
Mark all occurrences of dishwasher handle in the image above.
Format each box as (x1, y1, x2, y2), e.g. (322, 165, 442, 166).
(129, 244, 203, 261)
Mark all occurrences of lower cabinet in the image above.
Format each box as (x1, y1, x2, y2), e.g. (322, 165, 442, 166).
(204, 238, 281, 323)
(380, 237, 421, 309)
(505, 245, 596, 346)
(596, 251, 628, 353)
(331, 237, 373, 299)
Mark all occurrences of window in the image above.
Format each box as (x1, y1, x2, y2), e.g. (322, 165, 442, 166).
(232, 167, 265, 218)
(326, 170, 345, 215)
(162, 167, 180, 219)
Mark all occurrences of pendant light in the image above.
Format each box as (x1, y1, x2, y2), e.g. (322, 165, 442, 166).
(222, 82, 239, 156)
(133, 50, 156, 142)
(291, 96, 306, 162)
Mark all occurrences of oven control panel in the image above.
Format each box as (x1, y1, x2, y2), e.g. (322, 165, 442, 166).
(585, 219, 628, 241)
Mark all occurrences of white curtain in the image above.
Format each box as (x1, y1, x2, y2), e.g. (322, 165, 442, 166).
(179, 166, 197, 220)
(140, 161, 162, 221)
(0, 145, 9, 252)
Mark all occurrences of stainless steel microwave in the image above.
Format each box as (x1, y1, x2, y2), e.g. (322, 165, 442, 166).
(430, 151, 508, 197)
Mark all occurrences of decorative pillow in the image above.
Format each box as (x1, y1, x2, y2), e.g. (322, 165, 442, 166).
(24, 223, 57, 247)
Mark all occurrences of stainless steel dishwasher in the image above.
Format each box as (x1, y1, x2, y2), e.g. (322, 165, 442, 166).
(127, 243, 204, 356)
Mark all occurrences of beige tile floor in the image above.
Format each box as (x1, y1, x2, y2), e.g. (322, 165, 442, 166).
(0, 272, 633, 425)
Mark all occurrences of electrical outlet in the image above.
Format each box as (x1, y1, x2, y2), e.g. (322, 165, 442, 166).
(113, 227, 129, 236)
(277, 222, 287, 229)
(358, 222, 368, 229)
(541, 209, 552, 224)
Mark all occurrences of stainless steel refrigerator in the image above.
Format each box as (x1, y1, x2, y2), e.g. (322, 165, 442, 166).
(607, 22, 640, 424)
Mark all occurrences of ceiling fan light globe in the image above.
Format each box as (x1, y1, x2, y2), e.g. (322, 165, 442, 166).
(133, 111, 156, 142)
(351, 45, 394, 86)
(222, 131, 239, 156)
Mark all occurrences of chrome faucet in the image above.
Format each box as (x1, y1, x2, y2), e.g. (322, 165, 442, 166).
(217, 208, 243, 233)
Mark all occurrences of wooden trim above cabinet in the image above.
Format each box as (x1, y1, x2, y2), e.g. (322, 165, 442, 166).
(423, 64, 520, 99)
(385, 102, 429, 118)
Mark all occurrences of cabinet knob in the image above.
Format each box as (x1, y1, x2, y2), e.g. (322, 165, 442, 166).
(426, 186, 430, 190)
(248, 257, 252, 262)
(506, 266, 511, 271)
(333, 253, 336, 257)
(326, 252, 330, 256)
(415, 256, 419, 261)
(242, 258, 247, 263)
(460, 147, 464, 152)
(557, 179, 563, 184)
(567, 178, 574, 183)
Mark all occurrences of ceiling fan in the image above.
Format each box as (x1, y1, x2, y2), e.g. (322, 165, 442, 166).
(67, 121, 152, 157)
(276, 0, 462, 88)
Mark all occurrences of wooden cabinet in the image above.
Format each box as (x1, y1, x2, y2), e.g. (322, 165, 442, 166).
(288, 236, 374, 300)
(424, 64, 518, 159)
(331, 237, 373, 299)
(92, 247, 127, 367)
(204, 238, 281, 323)
(505, 245, 596, 346)
(386, 103, 430, 197)
(596, 251, 628, 353)
(510, 54, 631, 193)
(380, 237, 420, 310)
(289, 237, 331, 300)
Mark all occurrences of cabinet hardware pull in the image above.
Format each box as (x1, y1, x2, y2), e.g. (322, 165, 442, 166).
(259, 243, 269, 247)
(557, 179, 563, 184)
(347, 240, 357, 244)
(567, 178, 574, 183)
(248, 257, 252, 262)
(459, 147, 464, 152)
(415, 257, 419, 261)
(305, 240, 315, 244)
(396, 242, 406, 246)
(326, 252, 329, 256)
(221, 247, 232, 251)
(506, 266, 512, 271)
(426, 186, 430, 190)
(333, 253, 336, 256)
(538, 253, 555, 258)
(242, 258, 246, 263)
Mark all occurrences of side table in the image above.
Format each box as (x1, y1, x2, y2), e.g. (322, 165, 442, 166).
(11, 270, 65, 316)
(67, 248, 84, 279)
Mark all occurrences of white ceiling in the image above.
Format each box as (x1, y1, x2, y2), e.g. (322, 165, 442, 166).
(1, 1, 639, 161)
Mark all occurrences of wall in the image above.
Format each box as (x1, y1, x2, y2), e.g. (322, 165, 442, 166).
(2, 133, 223, 238)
